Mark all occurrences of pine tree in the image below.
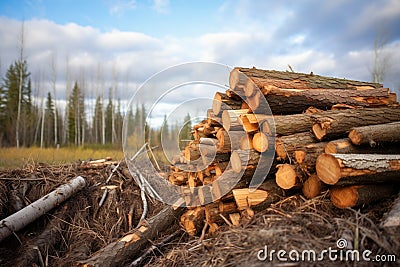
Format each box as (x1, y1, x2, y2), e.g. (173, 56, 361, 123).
(67, 81, 85, 145)
(44, 92, 54, 147)
(1, 60, 31, 146)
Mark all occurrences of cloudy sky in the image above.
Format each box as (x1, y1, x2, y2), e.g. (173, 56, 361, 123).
(0, 0, 399, 119)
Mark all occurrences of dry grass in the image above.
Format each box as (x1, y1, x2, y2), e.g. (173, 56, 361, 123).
(0, 146, 124, 169)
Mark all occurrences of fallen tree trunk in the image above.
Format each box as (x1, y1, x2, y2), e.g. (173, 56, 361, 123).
(316, 153, 400, 185)
(311, 107, 400, 141)
(348, 122, 400, 146)
(78, 206, 184, 267)
(330, 184, 398, 209)
(0, 176, 86, 242)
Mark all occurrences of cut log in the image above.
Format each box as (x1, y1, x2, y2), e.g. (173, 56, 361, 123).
(212, 92, 242, 116)
(294, 141, 328, 173)
(302, 173, 323, 199)
(330, 184, 398, 209)
(215, 129, 244, 152)
(325, 138, 400, 154)
(348, 122, 400, 146)
(230, 149, 260, 173)
(229, 68, 248, 93)
(78, 206, 184, 267)
(276, 132, 317, 161)
(311, 107, 400, 141)
(0, 176, 86, 242)
(261, 113, 313, 136)
(275, 164, 302, 190)
(222, 109, 249, 131)
(240, 134, 253, 150)
(230, 67, 383, 91)
(246, 87, 393, 114)
(316, 153, 400, 185)
(252, 132, 271, 153)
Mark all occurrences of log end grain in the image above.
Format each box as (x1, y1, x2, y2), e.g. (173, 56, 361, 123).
(253, 132, 269, 153)
(330, 186, 359, 208)
(348, 129, 362, 145)
(275, 164, 297, 190)
(312, 123, 327, 141)
(302, 173, 323, 199)
(316, 153, 341, 185)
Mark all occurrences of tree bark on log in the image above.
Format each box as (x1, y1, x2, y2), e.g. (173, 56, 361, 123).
(325, 138, 400, 154)
(0, 176, 86, 242)
(348, 122, 400, 146)
(311, 107, 400, 141)
(276, 132, 317, 161)
(294, 141, 328, 173)
(78, 206, 184, 267)
(231, 149, 261, 173)
(222, 109, 249, 131)
(212, 92, 242, 116)
(316, 153, 400, 185)
(230, 67, 383, 91)
(330, 184, 398, 209)
(261, 113, 313, 136)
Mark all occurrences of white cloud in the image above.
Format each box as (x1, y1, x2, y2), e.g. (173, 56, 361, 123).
(109, 0, 136, 16)
(152, 0, 169, 14)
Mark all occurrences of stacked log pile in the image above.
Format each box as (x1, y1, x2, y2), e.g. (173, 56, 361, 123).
(168, 67, 400, 236)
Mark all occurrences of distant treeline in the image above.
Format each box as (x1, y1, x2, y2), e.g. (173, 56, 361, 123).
(0, 59, 192, 148)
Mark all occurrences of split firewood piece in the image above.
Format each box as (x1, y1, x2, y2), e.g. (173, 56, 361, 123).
(294, 141, 328, 173)
(275, 164, 303, 190)
(311, 107, 400, 141)
(0, 176, 86, 242)
(316, 153, 400, 185)
(232, 188, 269, 210)
(330, 184, 398, 209)
(348, 122, 400, 146)
(212, 92, 242, 115)
(229, 213, 241, 226)
(222, 109, 249, 131)
(230, 149, 261, 173)
(302, 173, 324, 199)
(204, 201, 238, 224)
(78, 206, 184, 267)
(230, 67, 383, 92)
(275, 132, 317, 161)
(236, 179, 293, 212)
(216, 128, 244, 151)
(180, 207, 205, 236)
(238, 113, 271, 133)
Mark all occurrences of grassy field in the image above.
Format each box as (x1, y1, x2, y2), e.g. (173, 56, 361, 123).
(0, 146, 125, 169)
